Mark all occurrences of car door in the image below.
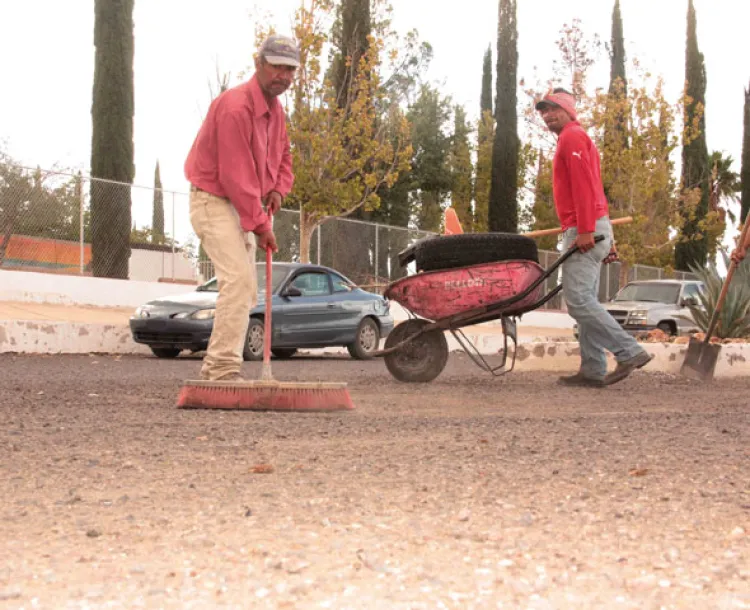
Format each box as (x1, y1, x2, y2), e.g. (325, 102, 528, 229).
(676, 283, 702, 333)
(280, 270, 336, 345)
(326, 272, 363, 342)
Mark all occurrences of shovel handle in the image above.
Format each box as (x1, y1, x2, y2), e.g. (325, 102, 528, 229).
(703, 219, 750, 343)
(521, 216, 633, 238)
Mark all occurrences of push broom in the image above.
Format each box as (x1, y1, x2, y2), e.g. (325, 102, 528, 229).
(176, 212, 354, 412)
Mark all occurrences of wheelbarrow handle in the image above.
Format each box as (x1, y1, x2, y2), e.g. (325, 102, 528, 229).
(522, 216, 632, 238)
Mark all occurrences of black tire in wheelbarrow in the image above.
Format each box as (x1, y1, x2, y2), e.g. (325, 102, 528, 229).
(415, 232, 538, 272)
(384, 319, 449, 383)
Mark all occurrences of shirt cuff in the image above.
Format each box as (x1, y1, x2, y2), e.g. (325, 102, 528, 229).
(252, 220, 272, 235)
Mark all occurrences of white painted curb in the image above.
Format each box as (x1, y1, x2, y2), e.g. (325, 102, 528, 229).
(0, 321, 150, 356)
(2, 320, 748, 378)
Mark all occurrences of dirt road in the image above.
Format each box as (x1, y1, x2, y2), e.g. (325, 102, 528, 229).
(1, 354, 748, 609)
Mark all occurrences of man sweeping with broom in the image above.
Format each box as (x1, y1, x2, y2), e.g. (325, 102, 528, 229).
(179, 35, 353, 411)
(184, 35, 298, 383)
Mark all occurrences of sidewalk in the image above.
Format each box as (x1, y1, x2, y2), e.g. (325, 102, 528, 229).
(0, 301, 133, 324)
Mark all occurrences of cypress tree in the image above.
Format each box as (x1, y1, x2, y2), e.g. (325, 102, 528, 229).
(741, 83, 750, 224)
(488, 0, 519, 233)
(606, 0, 628, 149)
(328, 0, 372, 275)
(474, 46, 494, 233)
(449, 106, 474, 230)
(608, 0, 627, 99)
(332, 0, 371, 108)
(675, 0, 710, 271)
(90, 0, 134, 279)
(603, 0, 629, 213)
(152, 161, 164, 244)
(481, 45, 493, 116)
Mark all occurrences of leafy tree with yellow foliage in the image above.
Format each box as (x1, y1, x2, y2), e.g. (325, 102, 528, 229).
(258, 0, 411, 263)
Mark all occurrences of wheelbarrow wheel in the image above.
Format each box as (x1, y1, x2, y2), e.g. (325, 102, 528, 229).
(384, 319, 449, 383)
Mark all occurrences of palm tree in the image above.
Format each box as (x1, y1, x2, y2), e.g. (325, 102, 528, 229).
(709, 151, 741, 225)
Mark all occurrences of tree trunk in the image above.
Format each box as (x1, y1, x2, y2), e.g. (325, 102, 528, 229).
(0, 199, 20, 266)
(488, 0, 519, 233)
(90, 0, 134, 279)
(300, 211, 313, 264)
(0, 228, 13, 265)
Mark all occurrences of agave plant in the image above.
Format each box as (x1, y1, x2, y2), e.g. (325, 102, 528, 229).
(678, 252, 750, 339)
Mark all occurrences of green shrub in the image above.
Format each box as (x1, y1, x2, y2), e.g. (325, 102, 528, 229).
(679, 253, 750, 339)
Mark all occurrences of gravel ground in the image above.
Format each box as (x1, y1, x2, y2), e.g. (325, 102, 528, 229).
(1, 353, 748, 610)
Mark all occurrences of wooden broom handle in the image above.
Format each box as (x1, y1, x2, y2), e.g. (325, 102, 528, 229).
(522, 216, 633, 238)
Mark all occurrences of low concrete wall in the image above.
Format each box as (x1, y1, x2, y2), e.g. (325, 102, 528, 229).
(2, 319, 748, 379)
(0, 269, 196, 308)
(0, 321, 150, 356)
(510, 341, 750, 378)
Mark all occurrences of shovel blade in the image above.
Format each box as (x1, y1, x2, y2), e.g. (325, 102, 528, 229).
(680, 336, 721, 381)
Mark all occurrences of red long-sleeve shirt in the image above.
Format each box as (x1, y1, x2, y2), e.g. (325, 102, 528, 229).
(184, 75, 294, 235)
(552, 121, 609, 233)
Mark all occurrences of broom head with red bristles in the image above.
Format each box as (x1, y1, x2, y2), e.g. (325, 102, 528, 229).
(176, 379, 354, 412)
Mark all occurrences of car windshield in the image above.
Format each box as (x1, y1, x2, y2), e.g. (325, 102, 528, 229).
(613, 283, 680, 304)
(197, 264, 290, 293)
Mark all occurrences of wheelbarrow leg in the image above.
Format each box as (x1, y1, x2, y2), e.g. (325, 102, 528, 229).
(449, 316, 518, 376)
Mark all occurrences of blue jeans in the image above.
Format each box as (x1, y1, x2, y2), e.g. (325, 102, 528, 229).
(561, 216, 643, 379)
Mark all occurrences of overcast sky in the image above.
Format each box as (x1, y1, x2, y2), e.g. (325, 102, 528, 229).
(1, 0, 748, 245)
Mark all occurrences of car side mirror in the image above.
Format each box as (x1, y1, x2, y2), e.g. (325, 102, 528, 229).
(681, 297, 697, 307)
(282, 286, 303, 298)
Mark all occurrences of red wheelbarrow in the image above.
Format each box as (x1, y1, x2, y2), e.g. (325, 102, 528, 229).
(374, 236, 605, 383)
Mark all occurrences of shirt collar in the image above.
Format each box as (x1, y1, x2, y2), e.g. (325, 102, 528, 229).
(248, 75, 277, 119)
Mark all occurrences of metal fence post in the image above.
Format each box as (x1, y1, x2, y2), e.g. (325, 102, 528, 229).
(374, 224, 379, 283)
(79, 177, 85, 275)
(171, 193, 176, 280)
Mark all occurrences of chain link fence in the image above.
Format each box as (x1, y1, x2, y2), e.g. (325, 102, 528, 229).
(0, 165, 192, 282)
(2, 166, 696, 308)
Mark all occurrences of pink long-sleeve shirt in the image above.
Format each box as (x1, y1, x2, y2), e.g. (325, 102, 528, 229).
(552, 121, 609, 233)
(184, 75, 294, 235)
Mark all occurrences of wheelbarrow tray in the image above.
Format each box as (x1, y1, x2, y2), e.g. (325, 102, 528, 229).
(385, 259, 546, 322)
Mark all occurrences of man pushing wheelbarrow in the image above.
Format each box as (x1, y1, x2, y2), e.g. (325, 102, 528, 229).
(534, 88, 652, 387)
(377, 89, 651, 387)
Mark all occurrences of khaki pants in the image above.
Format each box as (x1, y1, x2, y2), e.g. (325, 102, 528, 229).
(189, 189, 257, 380)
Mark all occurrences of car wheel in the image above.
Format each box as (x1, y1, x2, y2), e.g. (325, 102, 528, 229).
(657, 322, 676, 336)
(414, 233, 539, 272)
(151, 347, 181, 359)
(242, 318, 265, 361)
(347, 318, 380, 360)
(272, 348, 297, 359)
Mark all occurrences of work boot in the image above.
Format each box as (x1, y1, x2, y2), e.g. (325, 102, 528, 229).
(603, 351, 653, 386)
(558, 372, 604, 388)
